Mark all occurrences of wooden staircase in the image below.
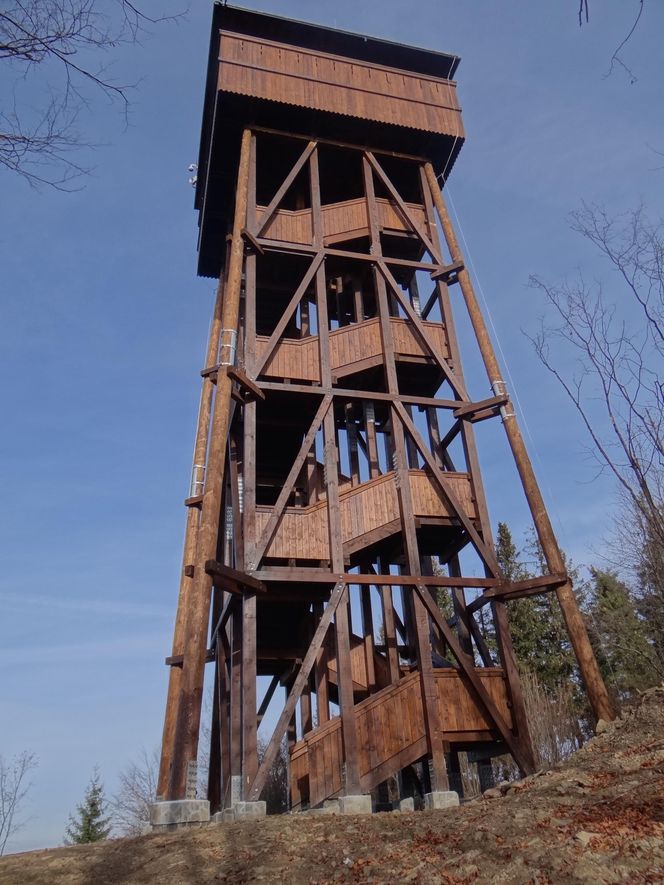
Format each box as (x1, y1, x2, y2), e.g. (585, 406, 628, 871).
(255, 469, 477, 561)
(289, 668, 512, 809)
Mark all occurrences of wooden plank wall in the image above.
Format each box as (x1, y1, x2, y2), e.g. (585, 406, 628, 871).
(289, 669, 511, 808)
(326, 634, 391, 693)
(255, 316, 448, 382)
(254, 470, 476, 560)
(255, 197, 428, 245)
(219, 32, 464, 137)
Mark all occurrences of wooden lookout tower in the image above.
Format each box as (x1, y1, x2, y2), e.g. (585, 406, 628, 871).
(156, 5, 613, 815)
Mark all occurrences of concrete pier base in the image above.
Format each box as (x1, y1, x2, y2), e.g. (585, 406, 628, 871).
(339, 795, 372, 815)
(150, 799, 210, 830)
(423, 791, 460, 810)
(211, 801, 266, 824)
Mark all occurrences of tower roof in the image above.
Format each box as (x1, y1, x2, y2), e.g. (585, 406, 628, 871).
(194, 4, 465, 278)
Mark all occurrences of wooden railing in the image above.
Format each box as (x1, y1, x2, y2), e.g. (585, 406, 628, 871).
(289, 668, 512, 808)
(255, 316, 449, 383)
(254, 469, 476, 561)
(255, 196, 429, 246)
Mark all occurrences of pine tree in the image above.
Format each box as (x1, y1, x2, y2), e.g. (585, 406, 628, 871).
(585, 568, 661, 699)
(496, 523, 575, 690)
(64, 769, 111, 844)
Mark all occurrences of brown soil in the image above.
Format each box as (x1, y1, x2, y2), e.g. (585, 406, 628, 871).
(2, 686, 663, 885)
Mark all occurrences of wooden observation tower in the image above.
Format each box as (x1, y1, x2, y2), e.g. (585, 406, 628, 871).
(157, 5, 613, 814)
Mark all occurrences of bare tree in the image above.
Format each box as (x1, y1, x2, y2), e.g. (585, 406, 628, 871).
(110, 747, 158, 837)
(578, 0, 646, 83)
(0, 1, 182, 188)
(529, 203, 663, 660)
(0, 751, 38, 856)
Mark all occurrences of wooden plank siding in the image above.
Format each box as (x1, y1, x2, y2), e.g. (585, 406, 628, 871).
(326, 634, 391, 694)
(255, 196, 428, 246)
(255, 316, 449, 383)
(218, 32, 464, 138)
(254, 469, 477, 561)
(289, 669, 511, 808)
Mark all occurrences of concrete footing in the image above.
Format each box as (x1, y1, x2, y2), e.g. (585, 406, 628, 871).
(339, 795, 372, 815)
(307, 799, 340, 816)
(234, 801, 267, 820)
(211, 801, 266, 824)
(423, 791, 460, 810)
(150, 799, 210, 829)
(399, 797, 415, 812)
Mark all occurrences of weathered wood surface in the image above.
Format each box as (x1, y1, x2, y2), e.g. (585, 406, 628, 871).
(218, 32, 463, 137)
(254, 469, 477, 561)
(326, 633, 391, 694)
(289, 668, 512, 808)
(255, 196, 428, 245)
(255, 316, 448, 383)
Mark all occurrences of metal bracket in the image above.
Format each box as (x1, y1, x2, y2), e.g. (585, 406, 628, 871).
(491, 380, 515, 422)
(219, 329, 237, 367)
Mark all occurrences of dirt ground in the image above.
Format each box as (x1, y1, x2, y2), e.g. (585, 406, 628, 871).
(2, 686, 663, 885)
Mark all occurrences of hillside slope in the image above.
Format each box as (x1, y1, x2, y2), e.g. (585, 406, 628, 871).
(2, 686, 663, 885)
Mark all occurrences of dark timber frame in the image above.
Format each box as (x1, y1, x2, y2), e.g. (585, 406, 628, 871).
(157, 8, 612, 811)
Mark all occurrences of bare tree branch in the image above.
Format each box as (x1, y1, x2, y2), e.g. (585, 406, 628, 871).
(0, 751, 38, 856)
(0, 0, 185, 188)
(528, 203, 664, 561)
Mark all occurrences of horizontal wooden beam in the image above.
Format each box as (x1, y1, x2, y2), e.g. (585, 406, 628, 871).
(241, 227, 264, 255)
(453, 395, 508, 420)
(224, 366, 266, 401)
(252, 567, 500, 588)
(252, 237, 440, 272)
(205, 561, 266, 593)
(250, 123, 431, 166)
(466, 574, 567, 613)
(431, 259, 464, 282)
(166, 649, 214, 667)
(256, 381, 463, 410)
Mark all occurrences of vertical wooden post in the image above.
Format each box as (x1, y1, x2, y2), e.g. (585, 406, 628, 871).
(363, 155, 448, 791)
(230, 601, 243, 784)
(360, 583, 377, 692)
(424, 164, 614, 724)
(242, 592, 258, 797)
(167, 128, 253, 800)
(311, 145, 361, 795)
(313, 601, 330, 725)
(363, 402, 380, 478)
(207, 588, 223, 812)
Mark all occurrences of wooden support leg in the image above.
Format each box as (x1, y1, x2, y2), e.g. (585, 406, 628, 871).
(166, 129, 252, 800)
(424, 163, 614, 724)
(242, 592, 258, 798)
(207, 589, 223, 812)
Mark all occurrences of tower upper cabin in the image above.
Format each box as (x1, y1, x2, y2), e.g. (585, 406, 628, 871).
(195, 4, 465, 278)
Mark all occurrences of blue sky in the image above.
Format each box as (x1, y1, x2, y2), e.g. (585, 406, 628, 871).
(1, 0, 663, 853)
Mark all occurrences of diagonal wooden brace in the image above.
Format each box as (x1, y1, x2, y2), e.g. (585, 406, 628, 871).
(248, 580, 347, 801)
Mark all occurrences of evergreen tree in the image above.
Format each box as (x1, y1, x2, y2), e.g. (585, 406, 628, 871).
(65, 769, 111, 845)
(496, 523, 576, 691)
(585, 568, 661, 699)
